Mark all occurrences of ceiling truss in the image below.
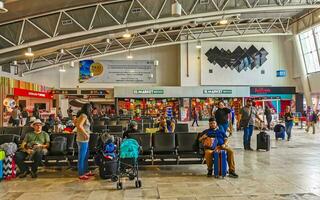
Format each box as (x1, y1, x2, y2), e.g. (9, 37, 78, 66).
(21, 16, 291, 74)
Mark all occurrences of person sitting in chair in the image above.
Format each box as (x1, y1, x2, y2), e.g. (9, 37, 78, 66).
(15, 119, 50, 178)
(199, 117, 238, 178)
(123, 121, 140, 139)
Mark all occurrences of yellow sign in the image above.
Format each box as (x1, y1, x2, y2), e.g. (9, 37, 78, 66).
(90, 62, 104, 76)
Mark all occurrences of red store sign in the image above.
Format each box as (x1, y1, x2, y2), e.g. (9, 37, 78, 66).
(14, 88, 53, 99)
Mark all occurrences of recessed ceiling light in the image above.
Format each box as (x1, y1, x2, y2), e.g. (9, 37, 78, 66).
(123, 29, 131, 38)
(25, 48, 34, 57)
(0, 2, 8, 14)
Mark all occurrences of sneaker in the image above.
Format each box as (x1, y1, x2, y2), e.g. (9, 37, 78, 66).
(79, 175, 90, 180)
(229, 172, 239, 178)
(207, 169, 213, 177)
(248, 147, 254, 151)
(30, 171, 37, 178)
(19, 171, 30, 178)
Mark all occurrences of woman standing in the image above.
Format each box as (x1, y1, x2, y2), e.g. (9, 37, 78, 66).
(284, 106, 294, 141)
(76, 103, 93, 180)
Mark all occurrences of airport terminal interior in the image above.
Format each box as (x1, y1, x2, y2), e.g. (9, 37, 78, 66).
(1, 0, 320, 199)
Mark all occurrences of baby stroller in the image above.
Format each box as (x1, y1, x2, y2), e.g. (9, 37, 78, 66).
(274, 124, 286, 140)
(116, 138, 141, 190)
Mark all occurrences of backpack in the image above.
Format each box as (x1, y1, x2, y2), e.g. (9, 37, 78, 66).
(119, 139, 140, 159)
(50, 136, 67, 155)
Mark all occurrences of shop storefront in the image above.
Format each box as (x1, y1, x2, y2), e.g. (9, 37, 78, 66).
(250, 87, 296, 119)
(114, 86, 250, 121)
(0, 77, 53, 126)
(53, 89, 115, 117)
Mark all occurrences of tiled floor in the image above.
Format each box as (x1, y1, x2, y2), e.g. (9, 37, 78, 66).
(1, 125, 320, 200)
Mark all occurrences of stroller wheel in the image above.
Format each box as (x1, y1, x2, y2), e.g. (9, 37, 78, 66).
(135, 180, 142, 188)
(111, 176, 118, 182)
(117, 182, 123, 190)
(129, 173, 135, 180)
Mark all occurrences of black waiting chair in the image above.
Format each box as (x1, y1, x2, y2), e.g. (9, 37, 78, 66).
(92, 125, 108, 133)
(44, 133, 76, 166)
(0, 127, 4, 134)
(0, 134, 20, 145)
(108, 125, 123, 132)
(176, 132, 202, 163)
(174, 123, 189, 133)
(152, 133, 177, 164)
(88, 133, 100, 155)
(128, 133, 152, 158)
(3, 127, 22, 136)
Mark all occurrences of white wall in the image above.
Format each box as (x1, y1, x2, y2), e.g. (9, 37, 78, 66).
(0, 68, 60, 88)
(180, 36, 299, 88)
(22, 67, 60, 88)
(60, 45, 180, 89)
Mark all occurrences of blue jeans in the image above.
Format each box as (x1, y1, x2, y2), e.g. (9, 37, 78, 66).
(77, 141, 89, 176)
(219, 122, 229, 134)
(243, 125, 254, 148)
(285, 121, 293, 140)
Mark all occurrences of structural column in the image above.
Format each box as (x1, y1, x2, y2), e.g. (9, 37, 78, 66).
(293, 35, 312, 107)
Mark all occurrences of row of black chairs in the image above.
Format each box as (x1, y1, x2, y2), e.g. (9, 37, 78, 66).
(0, 130, 202, 166)
(92, 123, 189, 134)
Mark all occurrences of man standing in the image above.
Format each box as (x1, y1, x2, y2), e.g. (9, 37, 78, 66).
(264, 106, 272, 130)
(239, 99, 263, 151)
(15, 119, 50, 178)
(214, 101, 231, 134)
(199, 118, 238, 178)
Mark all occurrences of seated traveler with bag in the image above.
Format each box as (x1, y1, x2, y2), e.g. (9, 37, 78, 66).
(199, 118, 238, 178)
(15, 119, 50, 178)
(123, 121, 140, 139)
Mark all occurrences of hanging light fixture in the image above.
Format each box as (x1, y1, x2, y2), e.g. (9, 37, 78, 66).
(196, 40, 201, 49)
(0, 1, 8, 13)
(59, 49, 66, 55)
(70, 61, 75, 68)
(123, 29, 131, 38)
(219, 17, 228, 25)
(59, 66, 66, 72)
(171, 0, 182, 17)
(25, 47, 34, 57)
(127, 50, 133, 59)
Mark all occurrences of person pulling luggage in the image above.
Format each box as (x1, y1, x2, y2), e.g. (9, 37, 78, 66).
(199, 118, 238, 178)
(239, 99, 264, 151)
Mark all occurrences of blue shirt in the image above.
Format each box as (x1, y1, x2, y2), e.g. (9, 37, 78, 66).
(203, 128, 227, 146)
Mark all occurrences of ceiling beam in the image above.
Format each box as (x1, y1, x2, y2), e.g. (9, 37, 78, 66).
(0, 4, 316, 55)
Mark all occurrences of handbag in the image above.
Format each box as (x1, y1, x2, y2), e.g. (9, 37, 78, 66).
(240, 107, 253, 128)
(202, 136, 218, 150)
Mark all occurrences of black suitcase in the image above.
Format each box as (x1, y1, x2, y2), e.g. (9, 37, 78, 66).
(257, 131, 270, 151)
(99, 156, 118, 181)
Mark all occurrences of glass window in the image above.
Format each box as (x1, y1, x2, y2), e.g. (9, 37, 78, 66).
(299, 28, 320, 73)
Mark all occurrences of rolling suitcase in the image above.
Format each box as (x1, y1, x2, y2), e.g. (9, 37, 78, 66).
(257, 131, 270, 151)
(213, 150, 228, 178)
(3, 155, 16, 180)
